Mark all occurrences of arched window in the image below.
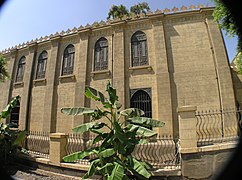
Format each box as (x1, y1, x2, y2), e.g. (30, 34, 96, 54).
(94, 37, 108, 71)
(130, 89, 152, 118)
(62, 44, 75, 75)
(16, 56, 26, 82)
(131, 31, 148, 67)
(36, 51, 48, 79)
(10, 100, 20, 127)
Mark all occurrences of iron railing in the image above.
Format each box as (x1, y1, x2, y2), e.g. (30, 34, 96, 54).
(196, 108, 241, 146)
(22, 131, 50, 159)
(65, 134, 180, 169)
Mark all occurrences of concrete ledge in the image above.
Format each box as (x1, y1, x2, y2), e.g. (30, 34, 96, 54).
(180, 141, 238, 154)
(50, 133, 67, 139)
(177, 106, 197, 112)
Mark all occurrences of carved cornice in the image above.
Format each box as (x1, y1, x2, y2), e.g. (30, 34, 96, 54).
(0, 4, 214, 54)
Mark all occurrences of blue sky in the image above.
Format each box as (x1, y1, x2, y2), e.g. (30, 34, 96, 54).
(0, 0, 238, 62)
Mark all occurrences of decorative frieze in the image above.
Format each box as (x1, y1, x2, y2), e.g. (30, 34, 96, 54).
(0, 4, 212, 55)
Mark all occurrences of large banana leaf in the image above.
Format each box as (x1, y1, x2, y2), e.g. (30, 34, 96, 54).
(12, 130, 26, 146)
(106, 81, 118, 105)
(127, 117, 165, 128)
(128, 156, 151, 179)
(83, 159, 100, 179)
(85, 86, 105, 103)
(99, 148, 115, 158)
(63, 148, 98, 162)
(120, 108, 144, 118)
(0, 95, 20, 119)
(126, 124, 157, 137)
(113, 121, 127, 143)
(72, 122, 105, 134)
(61, 107, 96, 116)
(107, 163, 125, 180)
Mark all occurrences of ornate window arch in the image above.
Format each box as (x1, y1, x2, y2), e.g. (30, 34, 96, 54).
(36, 50, 48, 79)
(130, 88, 152, 118)
(94, 37, 108, 71)
(16, 56, 26, 82)
(131, 31, 148, 67)
(62, 44, 75, 75)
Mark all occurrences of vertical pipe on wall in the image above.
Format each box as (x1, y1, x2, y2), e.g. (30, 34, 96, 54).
(204, 18, 224, 137)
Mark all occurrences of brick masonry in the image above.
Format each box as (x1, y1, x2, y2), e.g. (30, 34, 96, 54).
(0, 7, 239, 136)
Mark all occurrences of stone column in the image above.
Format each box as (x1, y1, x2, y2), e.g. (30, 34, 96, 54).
(152, 18, 174, 136)
(49, 133, 68, 164)
(177, 105, 197, 151)
(42, 35, 61, 132)
(19, 43, 37, 131)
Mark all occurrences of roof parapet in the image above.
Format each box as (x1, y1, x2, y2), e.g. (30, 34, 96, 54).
(0, 4, 213, 55)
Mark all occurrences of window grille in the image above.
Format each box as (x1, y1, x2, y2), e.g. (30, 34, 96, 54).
(94, 37, 108, 71)
(10, 100, 20, 127)
(131, 31, 148, 67)
(36, 51, 48, 79)
(130, 89, 152, 118)
(62, 44, 75, 75)
(16, 56, 26, 82)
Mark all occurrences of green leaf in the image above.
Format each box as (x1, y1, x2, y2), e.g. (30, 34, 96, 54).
(106, 81, 118, 105)
(61, 107, 96, 116)
(72, 122, 105, 134)
(108, 163, 124, 180)
(12, 130, 26, 146)
(113, 121, 127, 143)
(0, 95, 20, 119)
(83, 159, 100, 179)
(99, 148, 115, 158)
(128, 156, 151, 179)
(120, 108, 144, 118)
(85, 86, 105, 103)
(127, 117, 165, 128)
(126, 124, 157, 137)
(63, 148, 98, 162)
(97, 163, 114, 173)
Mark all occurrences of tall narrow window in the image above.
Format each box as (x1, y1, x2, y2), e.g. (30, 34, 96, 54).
(94, 37, 108, 71)
(16, 56, 26, 82)
(36, 51, 48, 79)
(131, 31, 148, 67)
(130, 89, 152, 118)
(10, 100, 20, 127)
(62, 44, 75, 75)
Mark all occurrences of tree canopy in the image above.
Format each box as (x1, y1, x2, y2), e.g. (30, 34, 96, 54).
(107, 4, 129, 20)
(0, 55, 9, 82)
(107, 2, 150, 19)
(212, 0, 241, 51)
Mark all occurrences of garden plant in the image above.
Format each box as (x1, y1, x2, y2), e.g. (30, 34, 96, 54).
(61, 81, 165, 179)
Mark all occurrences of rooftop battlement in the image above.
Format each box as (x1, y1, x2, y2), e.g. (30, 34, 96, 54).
(0, 4, 213, 55)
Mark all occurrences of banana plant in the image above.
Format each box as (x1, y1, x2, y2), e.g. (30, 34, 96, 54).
(61, 81, 165, 179)
(0, 95, 26, 162)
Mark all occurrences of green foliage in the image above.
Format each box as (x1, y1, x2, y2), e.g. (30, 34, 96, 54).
(234, 52, 242, 74)
(212, 0, 241, 51)
(0, 95, 26, 162)
(62, 81, 165, 179)
(107, 4, 129, 20)
(107, 2, 150, 20)
(130, 2, 150, 15)
(0, 55, 10, 82)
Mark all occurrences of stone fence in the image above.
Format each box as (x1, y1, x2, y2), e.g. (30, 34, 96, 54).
(21, 105, 239, 179)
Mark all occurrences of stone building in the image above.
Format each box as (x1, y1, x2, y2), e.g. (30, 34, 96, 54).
(0, 6, 238, 137)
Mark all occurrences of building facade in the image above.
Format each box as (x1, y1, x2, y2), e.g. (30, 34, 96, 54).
(0, 7, 238, 137)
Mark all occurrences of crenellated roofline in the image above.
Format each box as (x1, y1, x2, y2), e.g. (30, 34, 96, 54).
(0, 4, 214, 55)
